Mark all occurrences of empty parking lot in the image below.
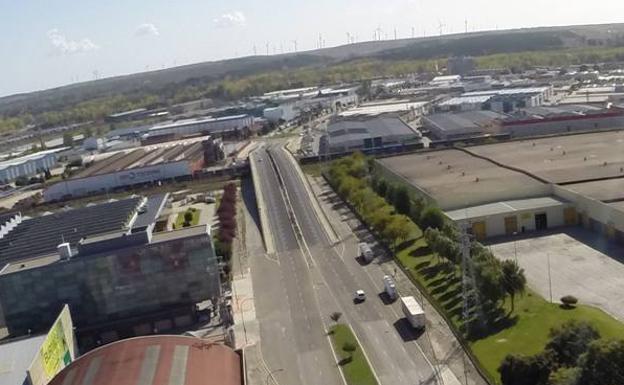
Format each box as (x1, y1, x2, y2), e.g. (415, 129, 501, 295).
(488, 227, 624, 322)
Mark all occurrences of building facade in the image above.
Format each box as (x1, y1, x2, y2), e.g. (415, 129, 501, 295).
(0, 226, 221, 337)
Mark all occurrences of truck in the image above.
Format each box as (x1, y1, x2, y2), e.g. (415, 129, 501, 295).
(358, 242, 374, 262)
(383, 275, 397, 301)
(400, 296, 425, 329)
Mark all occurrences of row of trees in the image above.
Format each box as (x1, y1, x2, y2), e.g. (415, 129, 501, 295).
(215, 183, 237, 273)
(499, 320, 624, 385)
(327, 152, 527, 333)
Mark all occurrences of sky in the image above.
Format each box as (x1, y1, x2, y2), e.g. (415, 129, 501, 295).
(1, 0, 623, 97)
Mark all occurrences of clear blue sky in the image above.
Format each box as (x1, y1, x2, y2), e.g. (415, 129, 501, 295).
(1, 0, 623, 97)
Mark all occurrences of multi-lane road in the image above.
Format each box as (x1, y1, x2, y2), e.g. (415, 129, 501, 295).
(250, 146, 342, 385)
(251, 142, 440, 385)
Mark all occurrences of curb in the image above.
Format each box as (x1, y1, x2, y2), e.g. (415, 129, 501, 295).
(249, 151, 275, 254)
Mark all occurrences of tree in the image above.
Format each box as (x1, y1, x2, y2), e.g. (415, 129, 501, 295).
(330, 312, 342, 323)
(383, 215, 411, 249)
(83, 126, 93, 138)
(184, 210, 193, 226)
(546, 321, 600, 368)
(420, 206, 445, 230)
(370, 209, 392, 235)
(393, 185, 412, 215)
(376, 179, 388, 198)
(499, 353, 551, 385)
(549, 367, 580, 385)
(501, 260, 527, 314)
(561, 295, 578, 309)
(342, 341, 357, 356)
(578, 339, 624, 385)
(62, 132, 74, 147)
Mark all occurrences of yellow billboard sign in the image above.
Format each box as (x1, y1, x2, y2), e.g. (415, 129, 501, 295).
(40, 319, 71, 378)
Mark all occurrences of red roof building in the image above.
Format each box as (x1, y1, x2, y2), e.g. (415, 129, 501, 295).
(48, 336, 242, 385)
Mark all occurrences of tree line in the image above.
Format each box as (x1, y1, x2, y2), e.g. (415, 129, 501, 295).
(326, 152, 527, 336)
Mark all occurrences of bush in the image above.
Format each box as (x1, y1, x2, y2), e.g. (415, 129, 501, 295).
(420, 206, 445, 230)
(342, 341, 357, 354)
(561, 295, 578, 308)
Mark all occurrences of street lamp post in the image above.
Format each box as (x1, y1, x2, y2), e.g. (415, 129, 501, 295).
(265, 368, 284, 385)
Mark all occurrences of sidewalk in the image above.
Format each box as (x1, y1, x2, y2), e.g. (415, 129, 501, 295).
(307, 175, 488, 385)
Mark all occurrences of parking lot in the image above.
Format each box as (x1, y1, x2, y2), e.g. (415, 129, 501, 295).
(488, 227, 624, 322)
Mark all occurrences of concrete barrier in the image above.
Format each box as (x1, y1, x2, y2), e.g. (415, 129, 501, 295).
(249, 151, 275, 254)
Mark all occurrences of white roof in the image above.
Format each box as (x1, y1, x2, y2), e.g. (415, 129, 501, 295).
(445, 196, 568, 221)
(149, 114, 250, 131)
(0, 148, 63, 171)
(401, 296, 424, 315)
(339, 101, 428, 117)
(462, 87, 551, 97)
(431, 75, 461, 83)
(438, 95, 493, 106)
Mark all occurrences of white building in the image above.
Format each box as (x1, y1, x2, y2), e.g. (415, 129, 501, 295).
(0, 149, 61, 183)
(83, 137, 104, 151)
(263, 103, 299, 123)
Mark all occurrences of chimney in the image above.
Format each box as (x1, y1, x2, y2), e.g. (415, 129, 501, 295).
(58, 243, 72, 260)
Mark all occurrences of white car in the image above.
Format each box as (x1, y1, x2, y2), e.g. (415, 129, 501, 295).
(354, 289, 366, 302)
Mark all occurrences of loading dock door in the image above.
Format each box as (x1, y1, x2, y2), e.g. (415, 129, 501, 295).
(535, 213, 548, 231)
(472, 221, 486, 241)
(564, 207, 577, 226)
(504, 216, 518, 235)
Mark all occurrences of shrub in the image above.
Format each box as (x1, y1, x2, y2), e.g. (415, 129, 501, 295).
(560, 295, 578, 308)
(342, 341, 356, 354)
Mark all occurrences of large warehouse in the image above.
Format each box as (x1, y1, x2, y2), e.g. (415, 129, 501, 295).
(377, 130, 624, 241)
(0, 148, 61, 184)
(0, 194, 222, 347)
(43, 137, 210, 201)
(323, 116, 423, 154)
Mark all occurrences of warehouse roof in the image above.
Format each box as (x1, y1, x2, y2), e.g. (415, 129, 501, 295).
(445, 196, 568, 221)
(339, 100, 427, 117)
(0, 197, 141, 264)
(463, 86, 551, 97)
(424, 110, 507, 137)
(0, 335, 47, 385)
(328, 116, 420, 144)
(0, 148, 64, 172)
(378, 149, 545, 210)
(150, 114, 250, 131)
(438, 95, 493, 106)
(48, 336, 242, 385)
(132, 193, 168, 231)
(467, 131, 624, 183)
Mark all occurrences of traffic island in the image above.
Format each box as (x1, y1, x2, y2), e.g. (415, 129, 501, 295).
(329, 323, 378, 385)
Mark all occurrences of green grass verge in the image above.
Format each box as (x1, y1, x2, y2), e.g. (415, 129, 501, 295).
(174, 208, 200, 228)
(329, 324, 378, 385)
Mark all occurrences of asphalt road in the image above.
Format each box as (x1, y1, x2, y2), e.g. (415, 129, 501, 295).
(249, 147, 342, 385)
(268, 145, 439, 385)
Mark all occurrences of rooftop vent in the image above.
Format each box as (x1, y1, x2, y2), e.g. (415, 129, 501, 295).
(58, 242, 72, 260)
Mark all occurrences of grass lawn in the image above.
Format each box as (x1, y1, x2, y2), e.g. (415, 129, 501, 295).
(174, 208, 200, 228)
(329, 324, 378, 385)
(301, 162, 330, 177)
(470, 290, 624, 383)
(392, 224, 624, 384)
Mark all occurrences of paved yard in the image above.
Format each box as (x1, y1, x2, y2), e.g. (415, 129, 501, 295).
(488, 228, 624, 322)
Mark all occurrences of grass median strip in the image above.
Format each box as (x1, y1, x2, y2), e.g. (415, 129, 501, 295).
(329, 324, 378, 385)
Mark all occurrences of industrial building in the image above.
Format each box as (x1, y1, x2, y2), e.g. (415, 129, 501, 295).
(0, 149, 61, 184)
(376, 130, 624, 241)
(43, 137, 214, 201)
(338, 99, 428, 120)
(0, 306, 76, 385)
(323, 116, 422, 154)
(423, 110, 506, 140)
(436, 86, 553, 113)
(48, 336, 242, 385)
(0, 194, 222, 347)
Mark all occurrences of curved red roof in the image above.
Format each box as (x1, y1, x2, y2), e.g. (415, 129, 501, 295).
(48, 335, 241, 385)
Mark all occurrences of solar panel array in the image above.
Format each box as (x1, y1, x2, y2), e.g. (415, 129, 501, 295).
(0, 197, 141, 264)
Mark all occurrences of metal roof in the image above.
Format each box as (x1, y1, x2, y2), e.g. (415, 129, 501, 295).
(48, 336, 241, 385)
(462, 86, 550, 97)
(339, 101, 427, 117)
(424, 110, 507, 133)
(0, 148, 64, 172)
(445, 196, 568, 221)
(328, 117, 419, 145)
(438, 95, 493, 106)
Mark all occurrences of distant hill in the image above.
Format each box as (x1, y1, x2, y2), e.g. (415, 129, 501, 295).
(2, 22, 624, 115)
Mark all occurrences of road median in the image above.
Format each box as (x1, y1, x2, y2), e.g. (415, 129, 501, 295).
(329, 323, 378, 385)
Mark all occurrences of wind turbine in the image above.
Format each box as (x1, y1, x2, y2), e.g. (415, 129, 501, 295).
(292, 39, 298, 52)
(438, 20, 445, 36)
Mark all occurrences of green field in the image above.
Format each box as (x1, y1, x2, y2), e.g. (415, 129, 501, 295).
(329, 324, 378, 385)
(391, 221, 624, 383)
(174, 208, 200, 228)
